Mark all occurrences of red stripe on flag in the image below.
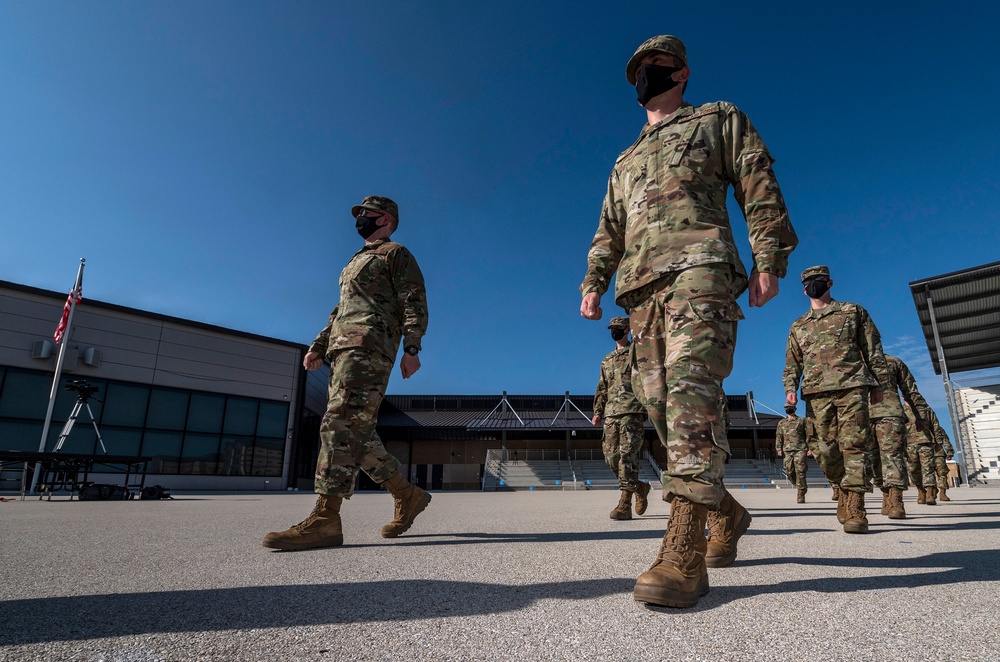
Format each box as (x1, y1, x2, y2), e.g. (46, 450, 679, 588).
(53, 287, 82, 344)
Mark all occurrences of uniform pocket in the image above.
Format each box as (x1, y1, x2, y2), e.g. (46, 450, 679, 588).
(689, 295, 745, 324)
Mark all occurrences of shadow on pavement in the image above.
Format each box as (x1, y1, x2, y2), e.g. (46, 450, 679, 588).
(0, 577, 634, 645)
(700, 548, 1000, 608)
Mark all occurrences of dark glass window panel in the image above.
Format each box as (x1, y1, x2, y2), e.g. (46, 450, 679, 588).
(142, 431, 182, 474)
(147, 389, 190, 430)
(256, 401, 289, 439)
(187, 393, 225, 433)
(251, 437, 285, 477)
(101, 427, 143, 456)
(223, 398, 258, 436)
(53, 424, 98, 454)
(0, 370, 52, 419)
(180, 433, 220, 475)
(217, 435, 254, 476)
(101, 383, 149, 427)
(51, 377, 106, 425)
(0, 420, 43, 451)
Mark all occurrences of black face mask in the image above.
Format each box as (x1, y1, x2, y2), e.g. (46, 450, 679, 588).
(636, 64, 681, 106)
(611, 329, 627, 341)
(355, 213, 382, 239)
(804, 279, 830, 299)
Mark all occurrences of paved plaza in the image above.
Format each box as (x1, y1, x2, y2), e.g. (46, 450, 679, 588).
(1, 486, 999, 661)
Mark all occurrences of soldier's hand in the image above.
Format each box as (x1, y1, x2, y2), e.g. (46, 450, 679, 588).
(400, 353, 421, 379)
(303, 352, 323, 370)
(807, 450, 813, 457)
(785, 391, 798, 406)
(870, 388, 884, 405)
(591, 415, 602, 427)
(776, 450, 783, 457)
(748, 272, 779, 308)
(580, 293, 603, 320)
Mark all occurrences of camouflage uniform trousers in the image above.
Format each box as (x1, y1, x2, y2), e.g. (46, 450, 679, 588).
(314, 347, 401, 498)
(628, 265, 741, 510)
(602, 413, 645, 490)
(906, 443, 935, 489)
(933, 452, 951, 489)
(783, 450, 808, 490)
(803, 386, 874, 494)
(869, 416, 909, 490)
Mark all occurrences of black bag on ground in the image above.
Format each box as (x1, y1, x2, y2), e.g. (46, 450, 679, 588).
(140, 485, 172, 500)
(78, 483, 133, 500)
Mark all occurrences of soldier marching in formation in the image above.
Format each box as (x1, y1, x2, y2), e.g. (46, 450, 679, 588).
(591, 316, 651, 520)
(580, 34, 797, 608)
(868, 355, 935, 519)
(264, 196, 431, 551)
(775, 405, 810, 503)
(784, 265, 889, 534)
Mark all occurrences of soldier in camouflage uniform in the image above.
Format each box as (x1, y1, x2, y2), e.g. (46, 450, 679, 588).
(931, 419, 955, 501)
(904, 401, 938, 505)
(579, 35, 798, 609)
(784, 265, 890, 535)
(868, 355, 934, 519)
(592, 316, 651, 520)
(911, 405, 955, 503)
(264, 195, 431, 551)
(775, 405, 810, 503)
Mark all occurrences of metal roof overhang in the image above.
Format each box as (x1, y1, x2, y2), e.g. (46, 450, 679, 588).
(909, 261, 1000, 375)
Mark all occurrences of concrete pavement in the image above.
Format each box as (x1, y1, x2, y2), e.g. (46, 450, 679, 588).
(1, 486, 999, 661)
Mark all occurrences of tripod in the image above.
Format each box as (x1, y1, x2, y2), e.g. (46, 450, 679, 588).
(52, 392, 108, 454)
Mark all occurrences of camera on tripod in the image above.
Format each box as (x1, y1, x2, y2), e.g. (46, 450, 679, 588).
(65, 380, 99, 400)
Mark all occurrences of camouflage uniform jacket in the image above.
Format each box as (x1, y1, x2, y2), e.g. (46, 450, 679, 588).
(775, 416, 807, 453)
(309, 239, 428, 362)
(869, 355, 933, 421)
(926, 408, 954, 456)
(580, 101, 798, 307)
(903, 402, 953, 453)
(783, 300, 890, 397)
(594, 344, 646, 418)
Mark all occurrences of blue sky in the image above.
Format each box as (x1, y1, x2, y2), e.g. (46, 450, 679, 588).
(2, 1, 999, 428)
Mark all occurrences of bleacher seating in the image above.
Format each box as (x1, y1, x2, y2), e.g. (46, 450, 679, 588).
(957, 385, 1000, 484)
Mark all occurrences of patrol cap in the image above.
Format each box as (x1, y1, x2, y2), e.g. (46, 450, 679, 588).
(801, 265, 831, 282)
(608, 316, 630, 329)
(351, 195, 399, 221)
(626, 35, 688, 85)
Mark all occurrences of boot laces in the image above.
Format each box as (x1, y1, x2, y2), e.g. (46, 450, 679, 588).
(656, 503, 698, 566)
(293, 498, 326, 531)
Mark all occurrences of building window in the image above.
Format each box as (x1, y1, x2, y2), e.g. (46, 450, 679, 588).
(0, 367, 290, 478)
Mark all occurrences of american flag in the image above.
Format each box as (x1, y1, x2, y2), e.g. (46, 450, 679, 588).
(54, 285, 82, 344)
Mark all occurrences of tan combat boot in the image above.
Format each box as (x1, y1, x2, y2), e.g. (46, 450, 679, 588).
(610, 489, 633, 520)
(925, 486, 938, 506)
(917, 487, 926, 504)
(634, 481, 651, 516)
(831, 485, 840, 502)
(836, 487, 848, 524)
(262, 495, 343, 551)
(796, 488, 806, 504)
(938, 487, 951, 501)
(880, 487, 890, 515)
(633, 497, 710, 608)
(843, 491, 869, 534)
(886, 487, 906, 519)
(381, 471, 432, 538)
(706, 491, 752, 568)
